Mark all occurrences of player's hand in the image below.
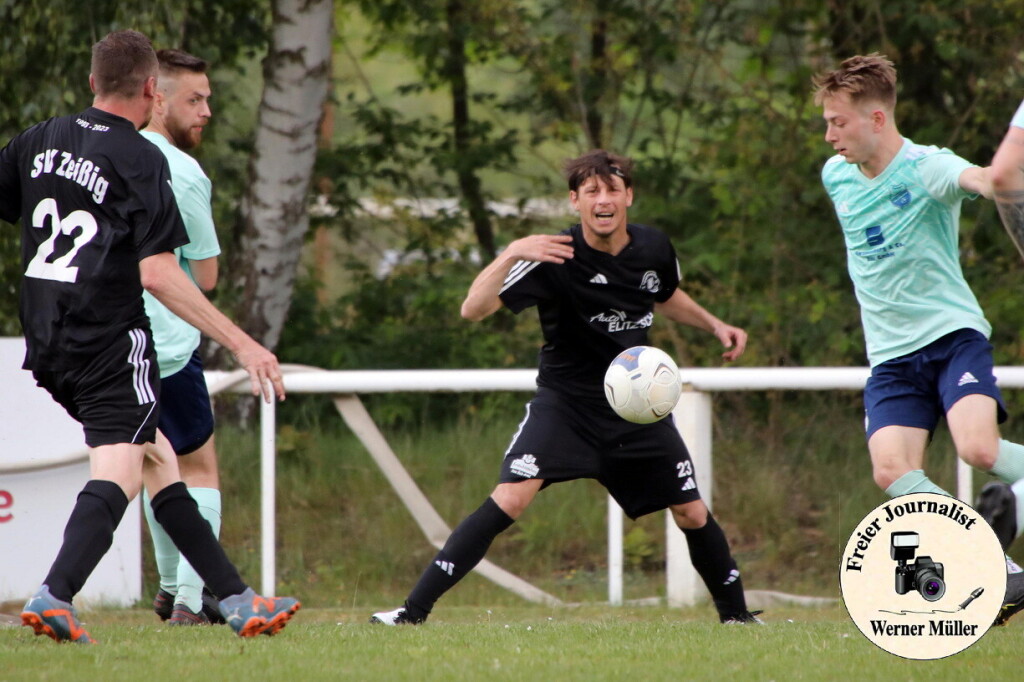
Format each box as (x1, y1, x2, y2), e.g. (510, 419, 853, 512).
(234, 340, 285, 402)
(712, 323, 747, 362)
(508, 234, 574, 264)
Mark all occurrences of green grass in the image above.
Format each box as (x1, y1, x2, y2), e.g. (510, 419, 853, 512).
(2, 604, 1022, 681)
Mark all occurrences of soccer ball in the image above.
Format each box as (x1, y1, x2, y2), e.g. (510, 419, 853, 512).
(603, 346, 682, 424)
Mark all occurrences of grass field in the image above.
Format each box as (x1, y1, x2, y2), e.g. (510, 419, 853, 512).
(2, 603, 1022, 681)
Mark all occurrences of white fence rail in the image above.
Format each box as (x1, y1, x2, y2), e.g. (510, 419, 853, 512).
(207, 365, 1024, 605)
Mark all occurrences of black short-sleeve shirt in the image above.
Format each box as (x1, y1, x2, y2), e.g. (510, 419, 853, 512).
(499, 223, 681, 400)
(0, 107, 188, 370)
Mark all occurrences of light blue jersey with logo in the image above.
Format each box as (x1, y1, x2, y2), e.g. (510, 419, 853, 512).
(140, 131, 221, 377)
(821, 138, 988, 367)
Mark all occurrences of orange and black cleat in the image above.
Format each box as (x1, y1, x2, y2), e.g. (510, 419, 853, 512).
(218, 587, 300, 637)
(21, 585, 96, 644)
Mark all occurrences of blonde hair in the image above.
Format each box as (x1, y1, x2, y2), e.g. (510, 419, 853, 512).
(812, 53, 897, 109)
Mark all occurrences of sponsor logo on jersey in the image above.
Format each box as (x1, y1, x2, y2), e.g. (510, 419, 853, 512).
(590, 309, 654, 333)
(590, 273, 608, 284)
(640, 270, 661, 293)
(889, 183, 912, 208)
(866, 225, 885, 247)
(854, 226, 905, 262)
(510, 454, 540, 478)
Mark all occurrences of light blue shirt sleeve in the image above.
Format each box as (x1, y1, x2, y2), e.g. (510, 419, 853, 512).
(1012, 99, 1024, 130)
(175, 172, 220, 262)
(916, 149, 975, 205)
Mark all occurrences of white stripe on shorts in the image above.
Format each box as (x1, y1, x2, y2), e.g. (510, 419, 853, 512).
(504, 402, 532, 455)
(128, 328, 155, 404)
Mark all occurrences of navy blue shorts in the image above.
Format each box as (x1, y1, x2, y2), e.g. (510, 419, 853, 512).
(158, 350, 214, 455)
(33, 328, 160, 448)
(499, 387, 701, 519)
(863, 328, 1007, 440)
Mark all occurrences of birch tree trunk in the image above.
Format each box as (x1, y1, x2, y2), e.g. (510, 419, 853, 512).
(234, 0, 333, 351)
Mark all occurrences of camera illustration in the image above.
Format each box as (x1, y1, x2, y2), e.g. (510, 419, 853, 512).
(891, 531, 945, 601)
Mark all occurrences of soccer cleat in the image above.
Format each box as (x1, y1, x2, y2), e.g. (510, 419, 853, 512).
(169, 602, 211, 626)
(976, 482, 1017, 551)
(20, 585, 96, 644)
(369, 606, 424, 625)
(720, 610, 765, 625)
(218, 587, 300, 637)
(153, 589, 175, 621)
(201, 588, 226, 625)
(996, 571, 1024, 626)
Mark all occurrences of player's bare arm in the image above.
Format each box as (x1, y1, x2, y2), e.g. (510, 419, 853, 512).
(959, 165, 994, 200)
(139, 251, 284, 401)
(655, 288, 747, 362)
(992, 126, 1024, 262)
(461, 234, 574, 321)
(188, 256, 218, 291)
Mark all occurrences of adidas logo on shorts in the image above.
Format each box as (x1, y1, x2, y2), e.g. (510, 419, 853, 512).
(958, 372, 979, 387)
(435, 560, 455, 576)
(681, 477, 696, 491)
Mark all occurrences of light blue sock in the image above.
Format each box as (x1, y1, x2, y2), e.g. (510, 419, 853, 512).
(142, 489, 179, 593)
(990, 439, 1024, 484)
(175, 488, 222, 613)
(884, 470, 951, 498)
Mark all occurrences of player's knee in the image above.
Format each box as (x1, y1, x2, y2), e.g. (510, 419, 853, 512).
(670, 501, 708, 529)
(490, 484, 536, 520)
(957, 440, 999, 471)
(872, 466, 898, 491)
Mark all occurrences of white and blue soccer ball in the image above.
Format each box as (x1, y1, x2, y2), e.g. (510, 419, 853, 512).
(603, 345, 681, 424)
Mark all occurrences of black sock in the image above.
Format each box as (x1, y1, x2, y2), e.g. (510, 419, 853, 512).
(150, 481, 247, 599)
(680, 514, 748, 618)
(44, 480, 129, 603)
(406, 497, 514, 620)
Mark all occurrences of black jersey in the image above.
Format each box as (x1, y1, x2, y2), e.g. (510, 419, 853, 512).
(499, 223, 680, 400)
(0, 107, 188, 371)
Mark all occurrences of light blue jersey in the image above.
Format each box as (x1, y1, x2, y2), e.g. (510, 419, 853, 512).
(821, 138, 988, 367)
(1012, 99, 1024, 130)
(140, 131, 221, 377)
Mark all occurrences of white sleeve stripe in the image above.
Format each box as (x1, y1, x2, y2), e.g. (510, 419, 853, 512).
(500, 260, 541, 294)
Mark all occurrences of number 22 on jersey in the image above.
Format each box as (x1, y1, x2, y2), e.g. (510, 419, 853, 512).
(24, 198, 98, 283)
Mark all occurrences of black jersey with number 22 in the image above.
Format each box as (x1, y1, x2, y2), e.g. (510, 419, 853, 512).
(499, 223, 680, 401)
(0, 107, 188, 371)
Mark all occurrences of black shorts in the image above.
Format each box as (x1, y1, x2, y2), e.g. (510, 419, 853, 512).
(33, 327, 160, 448)
(159, 350, 214, 455)
(499, 387, 701, 519)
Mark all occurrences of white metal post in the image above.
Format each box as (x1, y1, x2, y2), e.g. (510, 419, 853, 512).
(666, 390, 713, 607)
(608, 495, 624, 605)
(260, 394, 276, 597)
(957, 459, 972, 503)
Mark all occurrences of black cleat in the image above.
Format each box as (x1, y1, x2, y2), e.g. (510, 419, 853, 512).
(369, 606, 425, 625)
(996, 572, 1024, 626)
(169, 603, 211, 626)
(201, 588, 226, 625)
(720, 610, 765, 625)
(976, 482, 1017, 551)
(153, 589, 175, 621)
